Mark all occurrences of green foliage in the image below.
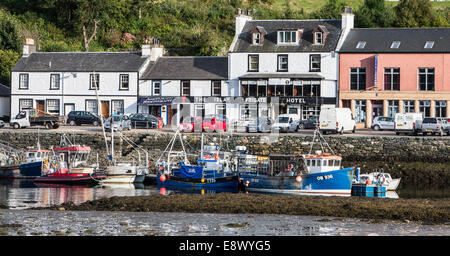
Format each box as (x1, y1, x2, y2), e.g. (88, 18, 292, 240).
(355, 0, 396, 28)
(0, 9, 23, 52)
(0, 49, 20, 86)
(310, 0, 349, 19)
(394, 0, 437, 27)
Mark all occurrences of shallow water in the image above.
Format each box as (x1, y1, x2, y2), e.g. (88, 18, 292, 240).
(1, 210, 449, 236)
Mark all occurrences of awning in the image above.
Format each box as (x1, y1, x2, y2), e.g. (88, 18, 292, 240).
(138, 96, 175, 105)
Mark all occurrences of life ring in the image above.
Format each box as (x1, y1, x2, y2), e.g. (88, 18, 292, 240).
(214, 153, 218, 160)
(204, 155, 211, 159)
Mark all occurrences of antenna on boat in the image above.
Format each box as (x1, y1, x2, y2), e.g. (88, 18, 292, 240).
(308, 128, 335, 155)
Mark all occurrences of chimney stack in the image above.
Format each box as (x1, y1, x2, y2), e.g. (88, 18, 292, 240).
(23, 38, 36, 57)
(341, 6, 354, 32)
(142, 38, 164, 62)
(235, 8, 253, 37)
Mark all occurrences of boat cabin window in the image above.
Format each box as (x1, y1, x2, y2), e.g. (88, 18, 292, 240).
(328, 160, 334, 166)
(323, 160, 327, 166)
(306, 159, 311, 166)
(28, 152, 34, 158)
(317, 160, 321, 166)
(334, 160, 340, 166)
(36, 152, 41, 158)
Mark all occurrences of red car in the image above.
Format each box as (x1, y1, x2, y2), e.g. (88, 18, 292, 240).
(202, 115, 227, 132)
(180, 116, 202, 132)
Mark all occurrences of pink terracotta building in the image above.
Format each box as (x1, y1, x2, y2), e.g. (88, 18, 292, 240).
(338, 28, 450, 128)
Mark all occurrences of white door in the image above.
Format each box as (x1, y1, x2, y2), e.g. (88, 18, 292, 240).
(64, 104, 75, 116)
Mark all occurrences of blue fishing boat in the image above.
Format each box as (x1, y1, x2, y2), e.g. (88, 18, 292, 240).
(239, 129, 354, 196)
(156, 131, 239, 189)
(0, 143, 49, 179)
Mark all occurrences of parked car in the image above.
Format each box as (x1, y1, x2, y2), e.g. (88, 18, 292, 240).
(319, 108, 356, 134)
(271, 114, 300, 133)
(371, 116, 394, 131)
(394, 113, 423, 135)
(297, 116, 319, 130)
(67, 111, 102, 126)
(246, 117, 272, 133)
(180, 116, 203, 132)
(202, 114, 227, 132)
(0, 120, 4, 128)
(421, 117, 450, 136)
(104, 115, 131, 132)
(129, 113, 160, 129)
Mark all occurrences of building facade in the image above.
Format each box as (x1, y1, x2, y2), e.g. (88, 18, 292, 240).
(138, 56, 229, 125)
(339, 28, 450, 128)
(10, 41, 160, 119)
(0, 83, 10, 120)
(227, 8, 354, 122)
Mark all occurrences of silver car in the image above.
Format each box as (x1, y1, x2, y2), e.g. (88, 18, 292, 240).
(371, 116, 394, 131)
(104, 115, 131, 132)
(421, 117, 450, 136)
(246, 117, 273, 133)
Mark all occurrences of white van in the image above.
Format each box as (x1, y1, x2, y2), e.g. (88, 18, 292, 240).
(394, 113, 423, 135)
(319, 107, 356, 134)
(271, 114, 300, 133)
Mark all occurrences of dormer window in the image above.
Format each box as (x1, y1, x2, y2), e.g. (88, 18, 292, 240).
(390, 41, 401, 49)
(314, 32, 323, 44)
(424, 41, 434, 49)
(251, 26, 266, 46)
(356, 41, 366, 49)
(278, 31, 297, 44)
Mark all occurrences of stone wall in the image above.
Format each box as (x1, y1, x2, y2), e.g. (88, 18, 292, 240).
(1, 130, 449, 166)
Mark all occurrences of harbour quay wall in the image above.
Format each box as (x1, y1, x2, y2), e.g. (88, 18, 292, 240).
(1, 130, 449, 165)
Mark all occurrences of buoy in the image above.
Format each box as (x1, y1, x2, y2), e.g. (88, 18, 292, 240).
(160, 175, 166, 182)
(245, 180, 250, 187)
(366, 179, 371, 185)
(159, 187, 166, 195)
(201, 178, 205, 183)
(296, 176, 302, 183)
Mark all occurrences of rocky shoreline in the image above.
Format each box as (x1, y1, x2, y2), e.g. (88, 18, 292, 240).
(36, 193, 450, 225)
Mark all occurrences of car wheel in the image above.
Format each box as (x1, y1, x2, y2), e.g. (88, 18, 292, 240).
(69, 120, 76, 126)
(373, 125, 380, 131)
(93, 121, 99, 126)
(298, 124, 305, 130)
(352, 126, 356, 133)
(13, 123, 20, 129)
(45, 122, 53, 130)
(340, 127, 344, 135)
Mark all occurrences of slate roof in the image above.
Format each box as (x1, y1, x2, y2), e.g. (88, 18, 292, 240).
(231, 19, 342, 53)
(12, 52, 149, 72)
(0, 83, 10, 97)
(340, 28, 450, 53)
(141, 56, 228, 80)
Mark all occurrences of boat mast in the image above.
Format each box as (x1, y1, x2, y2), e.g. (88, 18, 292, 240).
(93, 70, 110, 162)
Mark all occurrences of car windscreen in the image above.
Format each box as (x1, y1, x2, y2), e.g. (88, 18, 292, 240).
(112, 116, 122, 122)
(423, 118, 436, 123)
(277, 117, 290, 123)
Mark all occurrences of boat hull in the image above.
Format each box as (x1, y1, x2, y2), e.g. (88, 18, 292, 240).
(157, 174, 239, 189)
(101, 175, 136, 184)
(19, 161, 42, 178)
(0, 165, 21, 179)
(240, 167, 354, 196)
(34, 173, 105, 185)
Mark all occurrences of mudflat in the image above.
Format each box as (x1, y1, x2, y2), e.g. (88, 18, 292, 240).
(36, 193, 450, 225)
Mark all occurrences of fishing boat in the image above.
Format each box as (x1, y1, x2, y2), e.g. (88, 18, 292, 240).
(100, 121, 147, 184)
(239, 129, 354, 196)
(156, 130, 239, 189)
(34, 144, 105, 185)
(352, 169, 401, 191)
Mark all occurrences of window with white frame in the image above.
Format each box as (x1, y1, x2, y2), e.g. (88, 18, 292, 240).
(388, 100, 399, 118)
(277, 55, 288, 71)
(418, 68, 434, 91)
(194, 104, 204, 117)
(50, 74, 60, 90)
(19, 74, 29, 89)
(278, 31, 297, 44)
(19, 99, 32, 111)
(90, 74, 100, 90)
(215, 104, 226, 116)
(355, 100, 366, 123)
(119, 74, 129, 90)
(181, 80, 190, 96)
(240, 104, 257, 120)
(248, 55, 259, 71)
(419, 100, 431, 117)
(112, 100, 124, 115)
(314, 32, 323, 44)
(153, 80, 161, 95)
(86, 100, 98, 114)
(310, 55, 321, 72)
(46, 99, 60, 115)
(211, 81, 221, 96)
(435, 101, 446, 117)
(253, 33, 261, 45)
(403, 100, 415, 113)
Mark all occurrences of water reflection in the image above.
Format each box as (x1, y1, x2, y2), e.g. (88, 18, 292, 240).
(0, 179, 447, 210)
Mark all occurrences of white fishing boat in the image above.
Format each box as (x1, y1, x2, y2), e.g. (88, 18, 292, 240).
(353, 171, 401, 191)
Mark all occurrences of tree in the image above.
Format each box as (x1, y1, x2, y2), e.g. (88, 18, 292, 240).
(311, 0, 348, 19)
(394, 0, 435, 27)
(0, 49, 20, 86)
(355, 0, 395, 28)
(0, 10, 23, 52)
